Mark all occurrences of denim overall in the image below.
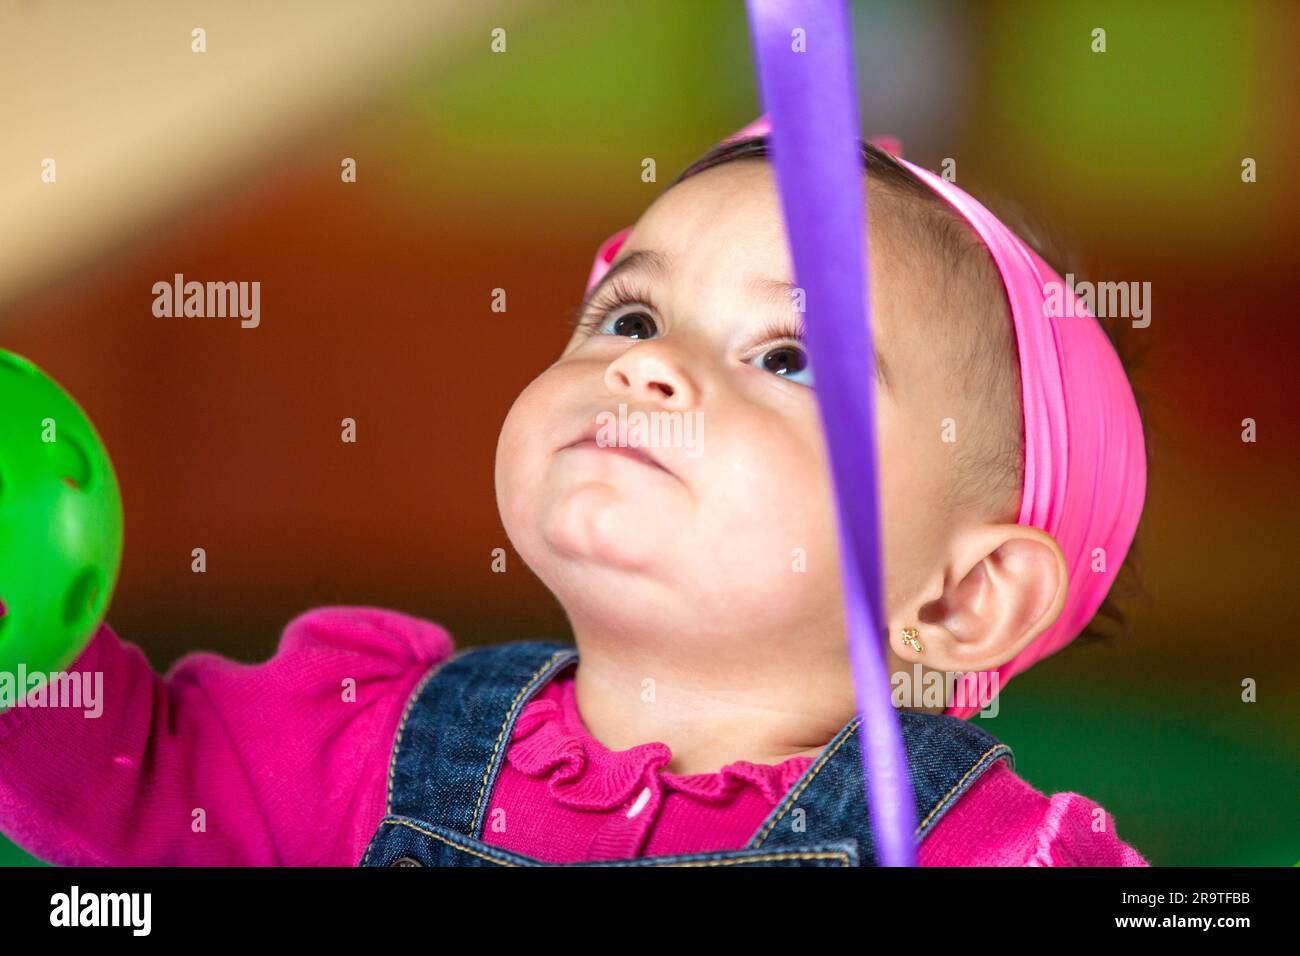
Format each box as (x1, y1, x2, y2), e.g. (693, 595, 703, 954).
(361, 640, 1013, 867)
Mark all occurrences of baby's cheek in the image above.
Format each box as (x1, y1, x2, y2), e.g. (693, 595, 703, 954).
(495, 383, 553, 528)
(875, 419, 951, 617)
(708, 431, 838, 578)
(492, 434, 530, 556)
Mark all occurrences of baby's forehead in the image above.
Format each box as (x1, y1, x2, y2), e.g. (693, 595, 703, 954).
(627, 162, 793, 278)
(639, 160, 917, 274)
(623, 161, 921, 329)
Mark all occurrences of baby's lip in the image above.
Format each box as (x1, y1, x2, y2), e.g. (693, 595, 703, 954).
(560, 422, 677, 479)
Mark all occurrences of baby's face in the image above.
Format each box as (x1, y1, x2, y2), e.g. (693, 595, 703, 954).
(496, 161, 954, 677)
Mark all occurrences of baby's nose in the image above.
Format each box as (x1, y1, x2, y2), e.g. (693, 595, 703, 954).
(604, 347, 696, 408)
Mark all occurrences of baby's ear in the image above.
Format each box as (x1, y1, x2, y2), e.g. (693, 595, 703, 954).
(913, 524, 1068, 675)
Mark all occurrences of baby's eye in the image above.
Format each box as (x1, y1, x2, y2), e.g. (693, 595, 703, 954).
(592, 307, 659, 340)
(751, 343, 814, 387)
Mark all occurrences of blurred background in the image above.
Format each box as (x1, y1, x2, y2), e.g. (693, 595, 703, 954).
(1, 0, 1297, 865)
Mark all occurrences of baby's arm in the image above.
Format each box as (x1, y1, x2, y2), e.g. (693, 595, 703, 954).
(0, 606, 453, 865)
(919, 760, 1151, 867)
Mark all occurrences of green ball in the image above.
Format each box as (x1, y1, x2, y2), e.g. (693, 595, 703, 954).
(0, 349, 122, 703)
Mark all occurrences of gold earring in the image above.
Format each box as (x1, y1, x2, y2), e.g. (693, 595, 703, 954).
(900, 627, 923, 653)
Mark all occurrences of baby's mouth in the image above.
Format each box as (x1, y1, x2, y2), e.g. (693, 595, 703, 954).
(561, 436, 673, 477)
(559, 421, 677, 479)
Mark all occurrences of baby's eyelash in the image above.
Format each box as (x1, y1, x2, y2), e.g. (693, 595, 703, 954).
(572, 277, 657, 334)
(755, 314, 807, 349)
(570, 278, 808, 352)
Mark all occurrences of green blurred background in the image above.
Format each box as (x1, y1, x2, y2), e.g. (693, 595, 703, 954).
(1, 0, 1297, 865)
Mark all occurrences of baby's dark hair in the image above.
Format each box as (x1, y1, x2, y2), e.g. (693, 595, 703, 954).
(666, 134, 1149, 648)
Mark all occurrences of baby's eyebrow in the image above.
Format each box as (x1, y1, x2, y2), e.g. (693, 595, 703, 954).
(747, 276, 804, 314)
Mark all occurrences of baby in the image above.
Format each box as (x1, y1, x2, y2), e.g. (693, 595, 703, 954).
(0, 121, 1149, 867)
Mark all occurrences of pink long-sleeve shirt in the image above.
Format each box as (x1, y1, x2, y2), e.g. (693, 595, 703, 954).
(0, 606, 1150, 866)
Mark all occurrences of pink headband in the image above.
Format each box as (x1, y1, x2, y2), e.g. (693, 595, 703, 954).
(584, 116, 1147, 719)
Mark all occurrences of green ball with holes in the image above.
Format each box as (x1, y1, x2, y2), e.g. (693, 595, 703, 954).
(0, 348, 122, 705)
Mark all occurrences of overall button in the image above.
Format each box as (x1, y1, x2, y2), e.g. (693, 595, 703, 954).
(391, 856, 423, 867)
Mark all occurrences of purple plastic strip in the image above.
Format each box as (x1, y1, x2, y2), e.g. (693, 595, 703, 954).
(744, 0, 917, 866)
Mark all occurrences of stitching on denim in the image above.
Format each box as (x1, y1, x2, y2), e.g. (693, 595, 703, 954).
(469, 649, 575, 836)
(385, 660, 445, 816)
(750, 717, 861, 848)
(916, 745, 1011, 830)
(751, 721, 1011, 850)
(382, 820, 523, 867)
(366, 663, 444, 868)
(379, 820, 851, 867)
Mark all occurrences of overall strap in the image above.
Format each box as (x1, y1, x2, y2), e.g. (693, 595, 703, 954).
(751, 710, 1014, 862)
(385, 639, 579, 838)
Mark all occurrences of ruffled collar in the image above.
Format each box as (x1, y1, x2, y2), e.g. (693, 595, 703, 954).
(504, 665, 816, 812)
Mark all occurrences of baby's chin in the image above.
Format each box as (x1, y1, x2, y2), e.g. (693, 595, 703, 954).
(538, 481, 668, 574)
